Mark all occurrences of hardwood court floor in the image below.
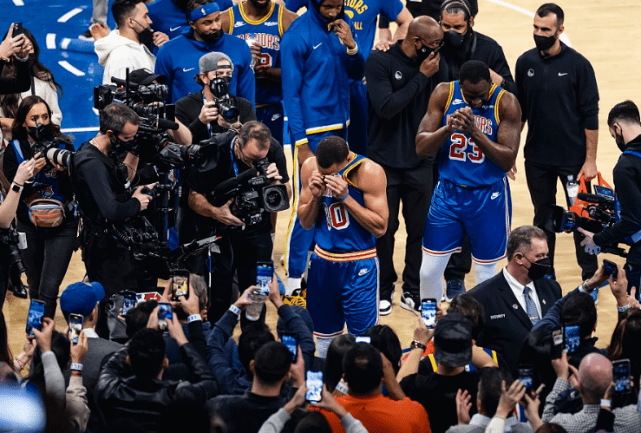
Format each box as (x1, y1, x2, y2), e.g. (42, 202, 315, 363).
(5, 0, 641, 358)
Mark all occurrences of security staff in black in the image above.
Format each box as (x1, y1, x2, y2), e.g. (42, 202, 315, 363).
(187, 121, 290, 323)
(378, 0, 479, 35)
(582, 101, 641, 300)
(364, 16, 444, 315)
(71, 103, 154, 337)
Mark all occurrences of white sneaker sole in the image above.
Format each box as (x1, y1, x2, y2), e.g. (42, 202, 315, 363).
(400, 301, 420, 316)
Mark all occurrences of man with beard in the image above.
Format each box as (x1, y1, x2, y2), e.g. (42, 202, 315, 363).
(281, 0, 365, 304)
(155, 0, 255, 103)
(515, 3, 599, 284)
(220, 0, 298, 145)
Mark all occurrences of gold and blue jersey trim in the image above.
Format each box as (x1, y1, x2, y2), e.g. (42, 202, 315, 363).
(314, 245, 377, 262)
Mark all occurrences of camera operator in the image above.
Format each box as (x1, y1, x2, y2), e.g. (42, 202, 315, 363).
(187, 121, 290, 322)
(3, 96, 77, 318)
(71, 102, 155, 338)
(581, 101, 641, 300)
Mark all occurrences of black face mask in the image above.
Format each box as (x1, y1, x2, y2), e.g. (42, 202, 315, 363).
(209, 76, 231, 98)
(415, 43, 434, 62)
(27, 123, 53, 142)
(526, 257, 551, 281)
(199, 28, 223, 45)
(133, 20, 154, 45)
(615, 127, 627, 152)
(26, 54, 37, 69)
(444, 29, 466, 48)
(534, 34, 556, 51)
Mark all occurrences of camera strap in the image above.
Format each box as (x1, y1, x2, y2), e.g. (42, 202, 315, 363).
(203, 95, 213, 138)
(229, 137, 240, 177)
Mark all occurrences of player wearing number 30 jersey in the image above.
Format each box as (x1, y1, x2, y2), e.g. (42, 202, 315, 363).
(297, 136, 388, 358)
(416, 60, 522, 304)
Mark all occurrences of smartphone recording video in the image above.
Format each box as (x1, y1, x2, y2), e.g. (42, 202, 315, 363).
(518, 364, 534, 390)
(256, 261, 273, 295)
(158, 302, 172, 333)
(68, 314, 83, 344)
(421, 298, 437, 329)
(613, 359, 631, 393)
(282, 333, 298, 363)
(563, 324, 581, 355)
(171, 270, 190, 300)
(551, 328, 563, 359)
(25, 300, 45, 337)
(603, 259, 618, 280)
(122, 292, 137, 316)
(306, 371, 323, 404)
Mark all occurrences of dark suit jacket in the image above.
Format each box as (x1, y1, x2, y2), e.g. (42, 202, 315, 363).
(468, 271, 562, 377)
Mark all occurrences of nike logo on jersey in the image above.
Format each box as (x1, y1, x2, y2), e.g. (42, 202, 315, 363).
(558, 72, 568, 76)
(358, 268, 369, 276)
(452, 98, 464, 105)
(264, 22, 279, 26)
(183, 67, 195, 72)
(491, 192, 500, 200)
(170, 26, 181, 32)
(234, 21, 245, 27)
(313, 43, 322, 49)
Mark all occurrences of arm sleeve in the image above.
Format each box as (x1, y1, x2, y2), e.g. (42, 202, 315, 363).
(378, 16, 390, 29)
(175, 97, 210, 144)
(206, 311, 242, 391)
(281, 33, 308, 145)
(277, 305, 315, 370)
(576, 59, 599, 130)
(187, 320, 208, 360)
(80, 158, 141, 221)
(66, 375, 90, 432)
(0, 59, 30, 95)
(364, 53, 430, 120)
(258, 408, 291, 433)
(236, 45, 256, 108)
(532, 288, 580, 333)
(41, 351, 67, 408)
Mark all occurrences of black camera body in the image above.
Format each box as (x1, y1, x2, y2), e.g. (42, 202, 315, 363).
(29, 124, 74, 169)
(0, 226, 26, 274)
(214, 96, 239, 123)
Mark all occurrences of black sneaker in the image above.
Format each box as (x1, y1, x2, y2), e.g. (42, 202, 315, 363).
(79, 29, 93, 41)
(400, 292, 420, 315)
(379, 299, 392, 316)
(445, 279, 466, 302)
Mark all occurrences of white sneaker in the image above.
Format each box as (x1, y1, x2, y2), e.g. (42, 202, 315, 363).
(400, 292, 421, 315)
(379, 300, 392, 316)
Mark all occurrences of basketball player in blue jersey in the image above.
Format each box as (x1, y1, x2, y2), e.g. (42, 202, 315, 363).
(416, 60, 521, 305)
(220, 0, 297, 145)
(297, 136, 388, 357)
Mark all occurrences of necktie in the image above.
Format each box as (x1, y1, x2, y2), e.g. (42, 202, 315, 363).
(523, 286, 540, 325)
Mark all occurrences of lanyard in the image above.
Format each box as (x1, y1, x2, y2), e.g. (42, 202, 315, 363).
(229, 137, 240, 177)
(203, 95, 213, 138)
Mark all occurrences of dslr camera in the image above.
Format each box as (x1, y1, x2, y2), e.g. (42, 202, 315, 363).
(210, 76, 239, 123)
(29, 123, 73, 168)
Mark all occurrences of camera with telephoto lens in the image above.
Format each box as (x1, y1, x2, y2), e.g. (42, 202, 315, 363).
(212, 157, 289, 227)
(28, 123, 74, 168)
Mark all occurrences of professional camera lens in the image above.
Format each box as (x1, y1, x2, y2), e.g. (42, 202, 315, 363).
(262, 185, 289, 213)
(45, 148, 72, 168)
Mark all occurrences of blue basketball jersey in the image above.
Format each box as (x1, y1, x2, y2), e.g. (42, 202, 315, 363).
(314, 154, 376, 254)
(438, 81, 507, 187)
(229, 2, 284, 105)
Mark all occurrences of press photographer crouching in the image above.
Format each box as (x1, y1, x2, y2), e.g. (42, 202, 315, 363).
(188, 121, 290, 323)
(71, 102, 155, 338)
(581, 100, 641, 300)
(3, 96, 77, 318)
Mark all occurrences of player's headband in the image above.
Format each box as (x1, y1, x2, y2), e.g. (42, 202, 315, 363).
(441, 0, 472, 17)
(189, 3, 220, 22)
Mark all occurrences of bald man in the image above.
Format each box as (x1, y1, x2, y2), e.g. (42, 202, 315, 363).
(364, 16, 445, 315)
(542, 352, 641, 432)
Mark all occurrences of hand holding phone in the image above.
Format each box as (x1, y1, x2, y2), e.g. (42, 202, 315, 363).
(613, 359, 631, 393)
(603, 259, 618, 281)
(563, 324, 581, 355)
(171, 270, 190, 301)
(551, 328, 563, 359)
(25, 300, 45, 337)
(305, 371, 323, 403)
(421, 298, 437, 329)
(122, 292, 137, 316)
(282, 334, 298, 363)
(518, 364, 534, 390)
(68, 314, 84, 345)
(158, 302, 173, 333)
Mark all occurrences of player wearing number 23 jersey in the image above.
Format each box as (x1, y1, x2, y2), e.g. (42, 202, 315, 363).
(415, 60, 522, 303)
(297, 136, 388, 356)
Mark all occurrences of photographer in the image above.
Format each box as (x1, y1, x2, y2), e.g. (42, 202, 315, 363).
(581, 101, 641, 300)
(188, 121, 290, 322)
(3, 96, 77, 318)
(71, 102, 154, 338)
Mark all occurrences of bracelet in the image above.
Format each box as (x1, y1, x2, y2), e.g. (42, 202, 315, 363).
(410, 340, 426, 351)
(188, 314, 202, 322)
(617, 303, 631, 313)
(346, 45, 358, 55)
(70, 363, 83, 372)
(228, 304, 241, 316)
(600, 399, 612, 408)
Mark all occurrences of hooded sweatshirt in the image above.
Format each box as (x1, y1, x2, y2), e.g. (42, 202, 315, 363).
(95, 30, 156, 85)
(281, 0, 365, 147)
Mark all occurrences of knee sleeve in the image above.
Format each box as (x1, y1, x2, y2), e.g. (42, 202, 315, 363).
(474, 262, 497, 285)
(419, 251, 451, 304)
(315, 335, 337, 359)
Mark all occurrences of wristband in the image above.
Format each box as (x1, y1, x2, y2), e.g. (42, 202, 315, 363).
(70, 363, 83, 372)
(10, 182, 24, 193)
(600, 399, 612, 408)
(410, 340, 426, 351)
(617, 303, 631, 313)
(337, 194, 348, 203)
(346, 45, 358, 55)
(188, 314, 202, 322)
(229, 304, 241, 316)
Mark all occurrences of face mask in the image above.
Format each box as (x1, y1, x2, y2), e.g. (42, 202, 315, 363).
(199, 28, 223, 45)
(27, 123, 53, 142)
(615, 127, 626, 152)
(444, 29, 466, 48)
(415, 42, 433, 62)
(526, 257, 551, 281)
(26, 54, 36, 69)
(534, 34, 556, 51)
(109, 133, 133, 153)
(133, 19, 154, 45)
(209, 76, 231, 98)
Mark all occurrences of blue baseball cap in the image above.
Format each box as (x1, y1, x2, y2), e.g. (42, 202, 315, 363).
(59, 282, 105, 318)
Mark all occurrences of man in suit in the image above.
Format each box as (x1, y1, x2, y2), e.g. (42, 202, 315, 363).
(468, 225, 562, 377)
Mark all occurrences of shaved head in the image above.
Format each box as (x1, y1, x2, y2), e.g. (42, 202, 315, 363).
(408, 16, 443, 40)
(579, 354, 613, 401)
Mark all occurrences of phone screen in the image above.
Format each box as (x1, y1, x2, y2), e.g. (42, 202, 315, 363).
(518, 365, 534, 390)
(172, 272, 190, 299)
(26, 300, 45, 337)
(306, 371, 323, 403)
(613, 359, 631, 393)
(355, 336, 371, 344)
(564, 324, 581, 354)
(421, 298, 437, 329)
(282, 334, 298, 363)
(68, 314, 83, 344)
(122, 293, 137, 316)
(158, 302, 172, 333)
(256, 262, 273, 295)
(551, 328, 563, 359)
(603, 259, 618, 280)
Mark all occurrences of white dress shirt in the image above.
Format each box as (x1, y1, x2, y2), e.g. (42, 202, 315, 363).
(502, 268, 543, 319)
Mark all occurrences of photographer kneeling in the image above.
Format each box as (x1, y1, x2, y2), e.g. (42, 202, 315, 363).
(581, 100, 641, 300)
(71, 102, 154, 338)
(188, 121, 290, 323)
(3, 96, 77, 317)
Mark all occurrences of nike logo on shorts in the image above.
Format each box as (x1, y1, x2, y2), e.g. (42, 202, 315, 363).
(491, 192, 500, 200)
(358, 268, 369, 276)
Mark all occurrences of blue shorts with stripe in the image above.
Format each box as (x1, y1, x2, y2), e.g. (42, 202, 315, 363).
(256, 103, 284, 146)
(306, 246, 379, 336)
(422, 177, 511, 263)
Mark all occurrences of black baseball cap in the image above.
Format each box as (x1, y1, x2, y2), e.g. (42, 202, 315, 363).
(433, 313, 473, 367)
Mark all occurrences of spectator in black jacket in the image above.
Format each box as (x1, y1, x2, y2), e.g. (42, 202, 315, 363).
(207, 341, 305, 433)
(96, 324, 217, 430)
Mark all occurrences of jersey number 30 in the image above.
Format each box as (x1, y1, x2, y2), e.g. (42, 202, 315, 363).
(449, 133, 485, 163)
(323, 203, 350, 231)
